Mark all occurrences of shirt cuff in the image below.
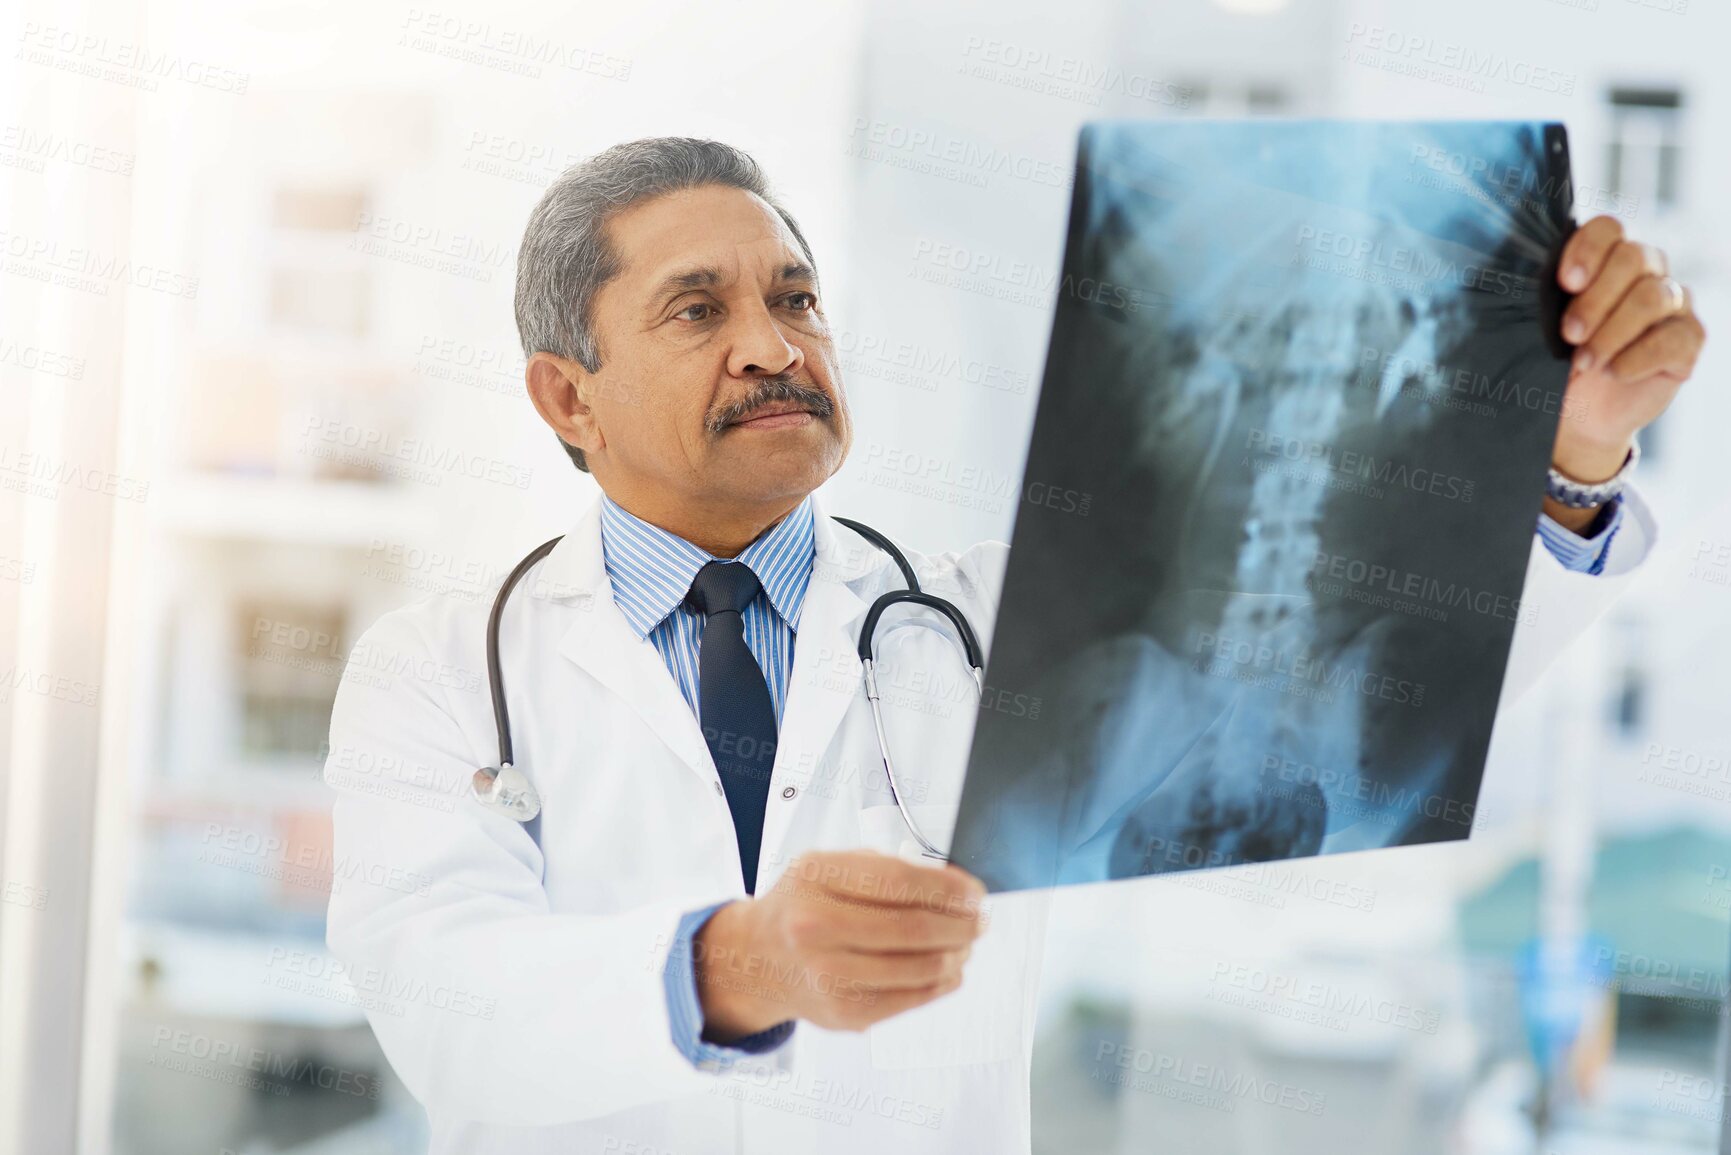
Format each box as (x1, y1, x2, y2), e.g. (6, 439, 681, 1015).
(1536, 494, 1625, 576)
(664, 900, 795, 1072)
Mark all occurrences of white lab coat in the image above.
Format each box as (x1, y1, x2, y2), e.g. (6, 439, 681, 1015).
(323, 487, 1655, 1154)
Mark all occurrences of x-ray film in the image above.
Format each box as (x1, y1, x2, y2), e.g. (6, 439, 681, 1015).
(950, 120, 1578, 893)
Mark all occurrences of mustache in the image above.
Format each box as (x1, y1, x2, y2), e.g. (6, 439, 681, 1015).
(705, 376, 836, 435)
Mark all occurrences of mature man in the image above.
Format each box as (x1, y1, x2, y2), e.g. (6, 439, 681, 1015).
(324, 137, 1703, 1154)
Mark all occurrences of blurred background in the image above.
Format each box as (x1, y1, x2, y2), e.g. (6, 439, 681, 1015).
(1, 0, 1727, 1151)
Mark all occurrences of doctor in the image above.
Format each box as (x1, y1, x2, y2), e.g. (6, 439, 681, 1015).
(324, 137, 1702, 1154)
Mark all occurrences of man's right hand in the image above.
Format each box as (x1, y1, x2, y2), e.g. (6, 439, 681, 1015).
(693, 850, 989, 1040)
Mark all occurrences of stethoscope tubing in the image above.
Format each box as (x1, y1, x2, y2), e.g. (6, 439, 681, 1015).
(477, 515, 982, 861)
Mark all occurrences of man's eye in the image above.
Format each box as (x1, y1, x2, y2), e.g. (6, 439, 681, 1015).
(675, 302, 715, 322)
(784, 292, 817, 312)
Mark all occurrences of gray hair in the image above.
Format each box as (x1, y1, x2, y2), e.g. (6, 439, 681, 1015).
(513, 136, 817, 472)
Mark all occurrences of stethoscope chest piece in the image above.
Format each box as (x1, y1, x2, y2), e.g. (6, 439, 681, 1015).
(472, 764, 542, 821)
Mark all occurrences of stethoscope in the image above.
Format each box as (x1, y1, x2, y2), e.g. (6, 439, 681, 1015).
(469, 516, 983, 861)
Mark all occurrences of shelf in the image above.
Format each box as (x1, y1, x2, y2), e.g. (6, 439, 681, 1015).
(123, 920, 366, 1029)
(155, 473, 440, 546)
(141, 766, 338, 818)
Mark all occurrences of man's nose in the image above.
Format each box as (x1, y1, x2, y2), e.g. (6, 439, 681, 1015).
(726, 304, 804, 379)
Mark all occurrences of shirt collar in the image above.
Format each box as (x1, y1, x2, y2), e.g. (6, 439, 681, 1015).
(598, 492, 816, 640)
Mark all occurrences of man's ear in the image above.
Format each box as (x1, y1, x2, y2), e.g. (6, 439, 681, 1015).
(526, 352, 603, 462)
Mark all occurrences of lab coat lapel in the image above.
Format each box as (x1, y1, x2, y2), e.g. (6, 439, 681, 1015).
(544, 499, 717, 789)
(761, 497, 877, 863)
(542, 494, 889, 852)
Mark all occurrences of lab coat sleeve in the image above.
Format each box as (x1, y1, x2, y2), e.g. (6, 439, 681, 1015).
(1500, 484, 1657, 704)
(322, 605, 735, 1127)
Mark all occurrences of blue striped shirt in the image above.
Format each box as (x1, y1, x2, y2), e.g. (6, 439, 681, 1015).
(611, 490, 1619, 1072)
(1536, 498, 1623, 576)
(599, 492, 814, 723)
(598, 492, 810, 1069)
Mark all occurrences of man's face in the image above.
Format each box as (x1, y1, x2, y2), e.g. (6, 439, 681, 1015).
(566, 184, 851, 508)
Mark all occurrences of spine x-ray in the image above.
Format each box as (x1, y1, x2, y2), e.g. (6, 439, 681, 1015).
(950, 120, 1577, 893)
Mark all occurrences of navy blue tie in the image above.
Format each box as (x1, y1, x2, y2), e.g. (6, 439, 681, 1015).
(686, 561, 778, 895)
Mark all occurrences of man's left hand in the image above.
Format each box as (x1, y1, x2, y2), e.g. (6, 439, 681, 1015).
(1548, 215, 1706, 531)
